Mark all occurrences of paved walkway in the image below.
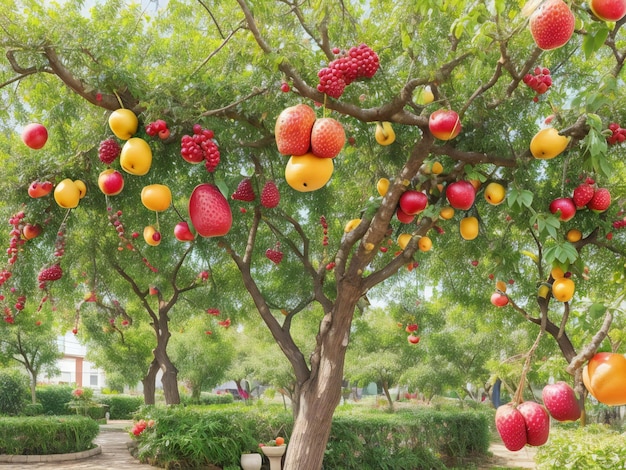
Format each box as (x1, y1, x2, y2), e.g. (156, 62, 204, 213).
(0, 421, 156, 469)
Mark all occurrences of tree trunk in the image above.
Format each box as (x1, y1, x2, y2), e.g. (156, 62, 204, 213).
(382, 380, 393, 409)
(28, 369, 37, 404)
(155, 344, 180, 405)
(142, 359, 159, 405)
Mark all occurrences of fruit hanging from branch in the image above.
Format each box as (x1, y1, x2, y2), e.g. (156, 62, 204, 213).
(285, 153, 334, 192)
(275, 104, 316, 156)
(528, 0, 575, 50)
(21, 123, 48, 149)
(141, 184, 172, 212)
(582, 352, 626, 406)
(589, 0, 626, 21)
(98, 169, 125, 196)
(108, 109, 138, 140)
(188, 183, 232, 237)
(428, 109, 462, 141)
(53, 179, 85, 209)
(120, 137, 153, 175)
(374, 122, 396, 146)
(541, 382, 581, 422)
(529, 127, 571, 159)
(316, 43, 380, 99)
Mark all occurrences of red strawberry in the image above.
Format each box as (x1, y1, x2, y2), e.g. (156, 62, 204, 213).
(310, 117, 346, 159)
(588, 188, 611, 212)
(572, 183, 595, 209)
(517, 401, 550, 447)
(265, 248, 283, 264)
(188, 184, 233, 238)
(529, 0, 575, 50)
(495, 403, 527, 451)
(98, 138, 121, 165)
(231, 178, 256, 202)
(542, 381, 581, 422)
(275, 104, 316, 156)
(260, 181, 280, 208)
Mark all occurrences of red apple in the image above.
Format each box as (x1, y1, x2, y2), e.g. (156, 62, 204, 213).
(446, 181, 476, 210)
(407, 335, 420, 344)
(491, 292, 509, 307)
(28, 181, 53, 198)
(399, 190, 428, 215)
(590, 0, 626, 21)
(428, 110, 462, 141)
(98, 169, 125, 196)
(21, 123, 48, 149)
(396, 207, 415, 224)
(542, 382, 581, 422)
(549, 197, 576, 222)
(174, 221, 195, 241)
(22, 223, 42, 240)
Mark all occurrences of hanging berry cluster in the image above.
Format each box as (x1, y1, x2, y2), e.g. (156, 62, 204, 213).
(320, 215, 329, 246)
(317, 44, 380, 99)
(523, 67, 552, 102)
(106, 205, 158, 273)
(180, 124, 220, 172)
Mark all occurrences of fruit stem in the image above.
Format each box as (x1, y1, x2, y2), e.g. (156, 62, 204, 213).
(113, 91, 124, 109)
(513, 328, 544, 405)
(171, 204, 186, 222)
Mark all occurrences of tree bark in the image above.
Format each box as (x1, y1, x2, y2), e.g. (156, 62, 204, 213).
(142, 359, 159, 405)
(28, 369, 37, 404)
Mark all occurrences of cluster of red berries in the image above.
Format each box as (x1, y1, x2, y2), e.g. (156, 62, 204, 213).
(265, 243, 283, 265)
(145, 119, 170, 140)
(320, 216, 329, 246)
(523, 67, 552, 102)
(180, 124, 220, 172)
(6, 212, 26, 266)
(317, 44, 380, 99)
(206, 308, 220, 316)
(612, 217, 626, 229)
(107, 207, 132, 250)
(607, 123, 626, 145)
(98, 138, 121, 165)
(37, 224, 67, 290)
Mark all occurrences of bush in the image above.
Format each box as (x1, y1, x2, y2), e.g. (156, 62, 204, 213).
(129, 404, 490, 469)
(536, 423, 626, 469)
(0, 369, 29, 416)
(22, 403, 44, 416)
(0, 416, 99, 454)
(180, 392, 234, 406)
(98, 395, 143, 419)
(36, 385, 74, 415)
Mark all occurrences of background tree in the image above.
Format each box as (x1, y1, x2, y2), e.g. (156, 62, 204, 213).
(1, 1, 626, 468)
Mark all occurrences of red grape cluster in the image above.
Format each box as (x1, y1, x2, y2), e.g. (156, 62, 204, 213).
(6, 211, 25, 266)
(317, 44, 380, 98)
(180, 124, 221, 172)
(320, 215, 329, 246)
(607, 123, 626, 145)
(145, 119, 170, 140)
(612, 216, 626, 229)
(523, 66, 552, 102)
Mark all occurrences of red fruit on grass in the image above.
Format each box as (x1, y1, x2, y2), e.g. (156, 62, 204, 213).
(542, 381, 581, 422)
(231, 178, 256, 202)
(588, 188, 611, 213)
(260, 181, 280, 208)
(529, 0, 575, 50)
(572, 183, 595, 209)
(274, 104, 317, 156)
(517, 401, 550, 447)
(399, 190, 428, 215)
(495, 403, 527, 451)
(407, 335, 420, 344)
(188, 184, 233, 238)
(310, 117, 346, 158)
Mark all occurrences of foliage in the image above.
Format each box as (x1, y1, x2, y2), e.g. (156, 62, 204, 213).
(97, 394, 144, 419)
(130, 403, 488, 468)
(0, 415, 98, 455)
(22, 403, 44, 416)
(0, 368, 29, 415)
(180, 392, 234, 406)
(535, 424, 626, 469)
(36, 385, 74, 415)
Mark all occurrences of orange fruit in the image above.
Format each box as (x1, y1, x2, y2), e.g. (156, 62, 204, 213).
(418, 236, 432, 252)
(566, 229, 582, 243)
(275, 437, 285, 446)
(552, 277, 575, 302)
(439, 207, 454, 220)
(459, 216, 479, 240)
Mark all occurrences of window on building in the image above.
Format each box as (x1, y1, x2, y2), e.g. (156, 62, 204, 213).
(90, 374, 98, 387)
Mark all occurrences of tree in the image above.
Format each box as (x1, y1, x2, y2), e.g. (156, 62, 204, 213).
(2, 1, 626, 468)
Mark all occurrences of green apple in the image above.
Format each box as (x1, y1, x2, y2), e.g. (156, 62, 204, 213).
(120, 137, 153, 175)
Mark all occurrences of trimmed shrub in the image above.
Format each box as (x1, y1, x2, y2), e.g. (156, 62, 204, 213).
(98, 395, 143, 419)
(536, 423, 626, 469)
(180, 392, 234, 406)
(0, 416, 99, 454)
(129, 404, 490, 469)
(22, 403, 44, 416)
(36, 385, 73, 415)
(0, 369, 29, 416)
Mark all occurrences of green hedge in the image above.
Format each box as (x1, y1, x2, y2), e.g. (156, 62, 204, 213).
(98, 395, 144, 419)
(36, 385, 74, 415)
(130, 404, 490, 469)
(0, 370, 29, 416)
(0, 416, 99, 455)
(180, 392, 235, 406)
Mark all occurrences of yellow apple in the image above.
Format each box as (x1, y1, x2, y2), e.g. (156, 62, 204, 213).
(141, 184, 172, 212)
(397, 233, 412, 249)
(285, 152, 334, 192)
(53, 178, 81, 209)
(120, 137, 153, 176)
(344, 218, 362, 233)
(418, 236, 432, 252)
(108, 109, 138, 140)
(459, 216, 479, 240)
(484, 182, 506, 205)
(375, 122, 395, 146)
(376, 178, 390, 197)
(74, 180, 87, 199)
(416, 86, 434, 105)
(143, 225, 161, 246)
(439, 207, 455, 220)
(530, 128, 571, 159)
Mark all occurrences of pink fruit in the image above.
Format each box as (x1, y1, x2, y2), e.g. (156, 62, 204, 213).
(310, 117, 346, 158)
(542, 382, 581, 422)
(572, 183, 595, 209)
(399, 190, 428, 215)
(529, 0, 575, 51)
(495, 403, 527, 451)
(274, 104, 317, 156)
(188, 184, 233, 238)
(446, 181, 476, 210)
(174, 221, 195, 241)
(22, 123, 48, 149)
(588, 188, 611, 213)
(549, 197, 576, 221)
(517, 401, 550, 447)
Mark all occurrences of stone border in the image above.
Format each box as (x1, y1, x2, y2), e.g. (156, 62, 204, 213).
(0, 445, 102, 463)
